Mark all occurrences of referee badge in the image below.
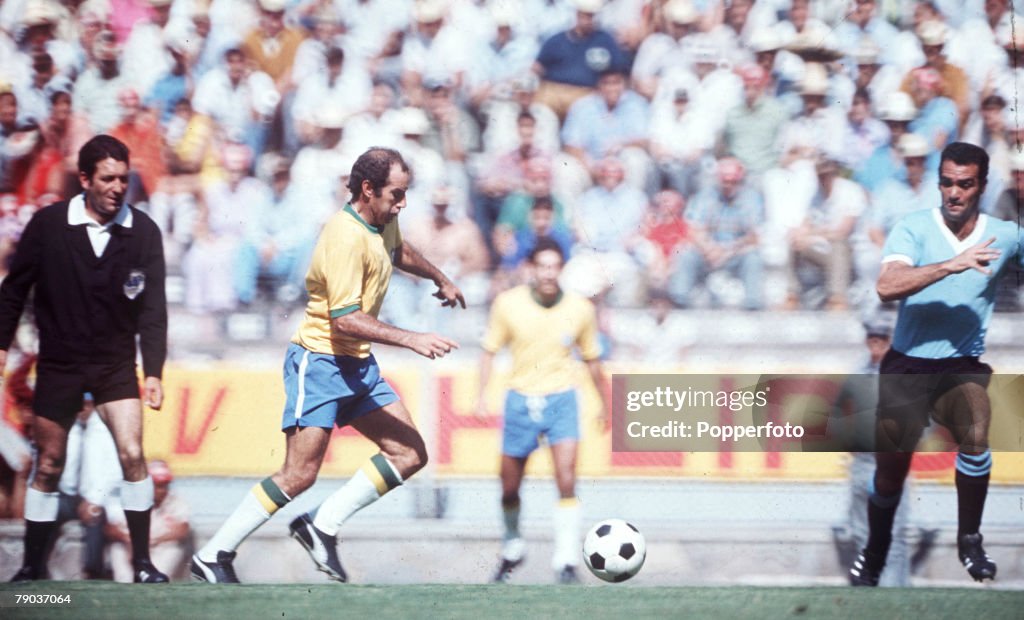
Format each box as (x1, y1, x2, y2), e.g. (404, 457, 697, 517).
(124, 269, 146, 300)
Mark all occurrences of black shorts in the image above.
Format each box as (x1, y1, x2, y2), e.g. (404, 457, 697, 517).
(876, 349, 992, 428)
(33, 359, 141, 425)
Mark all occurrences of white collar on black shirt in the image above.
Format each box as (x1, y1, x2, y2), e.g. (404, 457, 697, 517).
(67, 193, 133, 229)
(67, 194, 133, 256)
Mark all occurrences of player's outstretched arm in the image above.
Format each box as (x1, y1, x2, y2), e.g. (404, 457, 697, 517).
(394, 241, 466, 308)
(333, 311, 459, 359)
(877, 237, 1000, 302)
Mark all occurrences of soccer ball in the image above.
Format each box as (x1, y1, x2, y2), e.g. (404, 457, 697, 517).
(582, 519, 646, 582)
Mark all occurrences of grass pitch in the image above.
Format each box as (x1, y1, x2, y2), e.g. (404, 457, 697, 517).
(2, 582, 1021, 620)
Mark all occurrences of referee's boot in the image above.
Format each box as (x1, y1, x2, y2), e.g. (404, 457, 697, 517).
(958, 533, 997, 582)
(9, 565, 47, 582)
(848, 549, 885, 587)
(133, 559, 169, 583)
(191, 551, 241, 584)
(289, 514, 348, 582)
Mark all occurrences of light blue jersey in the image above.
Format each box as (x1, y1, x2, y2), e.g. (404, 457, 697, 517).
(882, 209, 1024, 359)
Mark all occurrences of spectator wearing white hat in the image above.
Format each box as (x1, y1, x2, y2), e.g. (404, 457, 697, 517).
(631, 0, 701, 100)
(13, 0, 79, 80)
(703, 0, 778, 62)
(399, 0, 471, 107)
(288, 106, 351, 217)
(898, 20, 970, 131)
(854, 91, 917, 192)
(776, 62, 848, 165)
(863, 133, 939, 283)
(851, 38, 902, 112)
(241, 0, 305, 93)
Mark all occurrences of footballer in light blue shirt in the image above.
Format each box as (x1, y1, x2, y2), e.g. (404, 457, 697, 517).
(850, 142, 1011, 588)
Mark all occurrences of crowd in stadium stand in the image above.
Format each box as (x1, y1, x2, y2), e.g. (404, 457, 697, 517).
(1, 0, 1022, 319)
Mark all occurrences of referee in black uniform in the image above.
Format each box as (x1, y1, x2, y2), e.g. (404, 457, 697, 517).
(0, 135, 169, 583)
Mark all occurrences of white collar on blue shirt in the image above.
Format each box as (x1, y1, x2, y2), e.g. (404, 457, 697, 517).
(67, 193, 133, 229)
(931, 207, 985, 255)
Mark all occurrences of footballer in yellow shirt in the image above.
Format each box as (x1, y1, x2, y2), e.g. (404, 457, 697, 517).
(477, 238, 608, 584)
(194, 148, 465, 584)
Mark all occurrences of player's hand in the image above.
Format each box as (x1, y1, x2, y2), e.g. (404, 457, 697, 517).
(408, 333, 459, 359)
(949, 237, 1001, 275)
(433, 279, 466, 309)
(144, 376, 164, 411)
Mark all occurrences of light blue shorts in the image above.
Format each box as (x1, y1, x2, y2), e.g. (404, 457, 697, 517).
(501, 389, 579, 458)
(281, 343, 399, 430)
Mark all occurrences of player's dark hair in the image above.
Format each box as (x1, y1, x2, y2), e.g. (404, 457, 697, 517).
(940, 142, 988, 187)
(529, 236, 564, 263)
(347, 147, 410, 200)
(78, 134, 130, 178)
(517, 110, 535, 124)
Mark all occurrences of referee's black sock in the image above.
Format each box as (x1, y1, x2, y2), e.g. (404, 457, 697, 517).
(955, 451, 992, 538)
(24, 520, 57, 573)
(124, 509, 152, 564)
(864, 491, 901, 562)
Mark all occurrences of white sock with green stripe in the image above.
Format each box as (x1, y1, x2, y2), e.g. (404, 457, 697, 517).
(313, 454, 403, 537)
(198, 477, 291, 562)
(551, 497, 581, 570)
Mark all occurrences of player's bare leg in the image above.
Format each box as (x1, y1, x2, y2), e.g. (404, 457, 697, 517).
(494, 454, 528, 582)
(193, 426, 330, 583)
(11, 416, 69, 581)
(293, 401, 427, 582)
(935, 383, 997, 581)
(551, 440, 581, 583)
(95, 398, 168, 583)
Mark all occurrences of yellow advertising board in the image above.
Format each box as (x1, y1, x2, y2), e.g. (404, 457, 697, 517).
(143, 364, 1024, 483)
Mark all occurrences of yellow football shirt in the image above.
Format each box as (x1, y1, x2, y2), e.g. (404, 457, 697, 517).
(481, 285, 601, 395)
(292, 204, 402, 357)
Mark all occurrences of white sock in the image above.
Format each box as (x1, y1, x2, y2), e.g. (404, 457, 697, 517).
(551, 497, 580, 570)
(313, 455, 403, 536)
(24, 487, 60, 522)
(121, 477, 154, 511)
(502, 502, 521, 541)
(199, 479, 290, 562)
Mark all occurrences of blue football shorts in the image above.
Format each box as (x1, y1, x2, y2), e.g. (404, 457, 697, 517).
(281, 343, 399, 430)
(501, 388, 580, 458)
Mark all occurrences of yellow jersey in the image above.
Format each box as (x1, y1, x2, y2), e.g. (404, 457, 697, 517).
(292, 204, 402, 357)
(481, 285, 601, 395)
